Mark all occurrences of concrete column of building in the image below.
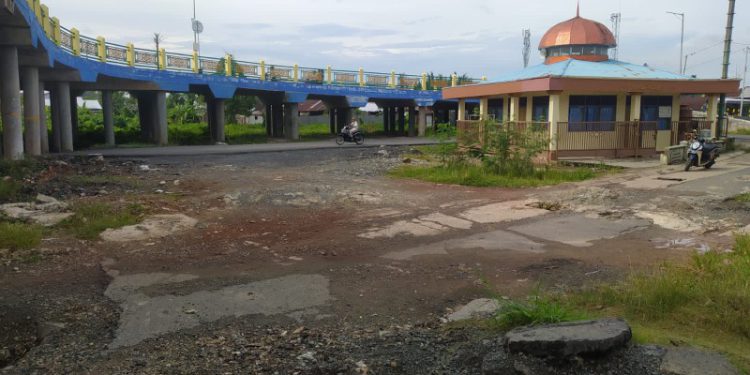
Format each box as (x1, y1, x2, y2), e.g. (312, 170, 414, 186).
(615, 93, 627, 122)
(629, 94, 642, 121)
(706, 94, 719, 138)
(210, 99, 226, 144)
(0, 46, 23, 159)
(283, 103, 299, 140)
(408, 107, 416, 137)
(548, 94, 561, 161)
(525, 96, 534, 122)
(509, 96, 521, 121)
(417, 107, 428, 137)
(102, 91, 115, 146)
(21, 67, 42, 156)
(56, 82, 74, 152)
(479, 98, 489, 121)
(502, 96, 510, 123)
(457, 100, 466, 122)
(39, 84, 49, 154)
(154, 91, 168, 145)
(272, 103, 284, 137)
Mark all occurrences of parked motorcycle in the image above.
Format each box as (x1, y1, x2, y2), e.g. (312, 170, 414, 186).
(684, 137, 720, 171)
(336, 129, 364, 145)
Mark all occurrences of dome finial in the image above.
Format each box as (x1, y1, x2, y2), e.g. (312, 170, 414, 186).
(576, 1, 580, 17)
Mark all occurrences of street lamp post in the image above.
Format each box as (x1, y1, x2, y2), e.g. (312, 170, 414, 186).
(741, 46, 749, 118)
(667, 11, 685, 74)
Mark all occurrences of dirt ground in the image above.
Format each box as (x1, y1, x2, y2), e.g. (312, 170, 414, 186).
(1, 146, 748, 374)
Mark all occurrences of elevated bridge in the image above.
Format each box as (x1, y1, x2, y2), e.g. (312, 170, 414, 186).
(0, 0, 479, 159)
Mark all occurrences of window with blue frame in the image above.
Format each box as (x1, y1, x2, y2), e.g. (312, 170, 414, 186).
(641, 96, 673, 130)
(568, 96, 617, 131)
(532, 96, 549, 122)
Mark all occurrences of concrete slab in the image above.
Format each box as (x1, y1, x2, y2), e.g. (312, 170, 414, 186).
(509, 214, 650, 247)
(105, 273, 331, 348)
(505, 318, 632, 357)
(660, 347, 740, 375)
(418, 213, 473, 230)
(458, 200, 548, 224)
(100, 214, 198, 242)
(382, 230, 544, 260)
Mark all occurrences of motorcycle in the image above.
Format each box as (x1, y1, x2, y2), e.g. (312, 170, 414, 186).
(684, 137, 720, 171)
(336, 128, 364, 145)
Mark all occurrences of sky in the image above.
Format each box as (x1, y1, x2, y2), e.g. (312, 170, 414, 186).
(42, 0, 750, 83)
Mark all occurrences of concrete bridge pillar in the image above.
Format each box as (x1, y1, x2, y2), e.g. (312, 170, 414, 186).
(272, 103, 284, 138)
(417, 107, 428, 137)
(136, 93, 153, 142)
(21, 67, 41, 156)
(0, 46, 23, 159)
(102, 91, 115, 146)
(329, 108, 336, 134)
(336, 107, 350, 133)
(39, 84, 49, 154)
(50, 87, 61, 152)
(382, 107, 389, 135)
(56, 82, 74, 152)
(154, 91, 168, 145)
(210, 98, 226, 144)
(70, 92, 79, 149)
(284, 103, 299, 140)
(408, 107, 416, 137)
(388, 106, 397, 136)
(397, 107, 405, 135)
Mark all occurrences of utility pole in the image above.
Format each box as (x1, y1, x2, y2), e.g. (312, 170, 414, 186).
(666, 11, 685, 74)
(717, 0, 735, 137)
(741, 46, 749, 118)
(521, 29, 531, 68)
(610, 13, 621, 60)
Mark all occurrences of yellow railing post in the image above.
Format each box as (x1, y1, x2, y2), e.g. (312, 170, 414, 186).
(260, 60, 266, 80)
(40, 5, 50, 37)
(224, 53, 232, 76)
(326, 65, 332, 84)
(482, 76, 487, 81)
(51, 17, 61, 45)
(159, 48, 167, 70)
(421, 73, 428, 90)
(359, 68, 365, 87)
(451, 74, 458, 87)
(71, 28, 80, 55)
(192, 51, 199, 73)
(126, 43, 135, 66)
(96, 36, 106, 62)
(390, 70, 396, 88)
(293, 64, 299, 82)
(33, 0, 41, 22)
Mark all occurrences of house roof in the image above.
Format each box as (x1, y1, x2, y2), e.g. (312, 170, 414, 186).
(298, 100, 327, 113)
(442, 59, 740, 99)
(492, 59, 688, 82)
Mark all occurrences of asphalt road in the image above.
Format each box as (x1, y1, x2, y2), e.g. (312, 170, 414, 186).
(70, 137, 443, 157)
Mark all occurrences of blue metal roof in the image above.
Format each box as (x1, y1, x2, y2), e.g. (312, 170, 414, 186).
(490, 59, 689, 83)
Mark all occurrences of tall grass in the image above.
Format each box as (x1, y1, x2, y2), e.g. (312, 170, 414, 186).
(571, 235, 750, 369)
(0, 222, 43, 250)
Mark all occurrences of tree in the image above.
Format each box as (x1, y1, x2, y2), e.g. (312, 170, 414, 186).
(167, 93, 202, 124)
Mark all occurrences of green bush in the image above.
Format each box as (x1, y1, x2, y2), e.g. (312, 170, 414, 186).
(492, 296, 587, 330)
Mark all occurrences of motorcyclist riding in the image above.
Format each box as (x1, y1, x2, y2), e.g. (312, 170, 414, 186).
(343, 118, 359, 137)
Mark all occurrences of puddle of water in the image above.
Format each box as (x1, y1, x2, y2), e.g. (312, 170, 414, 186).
(509, 214, 650, 247)
(105, 273, 330, 348)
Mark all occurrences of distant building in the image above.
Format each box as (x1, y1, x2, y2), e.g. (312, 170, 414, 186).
(443, 6, 740, 159)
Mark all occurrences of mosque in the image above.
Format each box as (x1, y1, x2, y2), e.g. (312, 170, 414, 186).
(442, 6, 740, 159)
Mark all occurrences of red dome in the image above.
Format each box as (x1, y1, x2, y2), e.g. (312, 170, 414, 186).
(538, 14, 616, 50)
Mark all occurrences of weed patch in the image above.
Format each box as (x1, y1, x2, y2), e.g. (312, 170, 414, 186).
(490, 295, 588, 330)
(60, 202, 145, 239)
(0, 222, 43, 251)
